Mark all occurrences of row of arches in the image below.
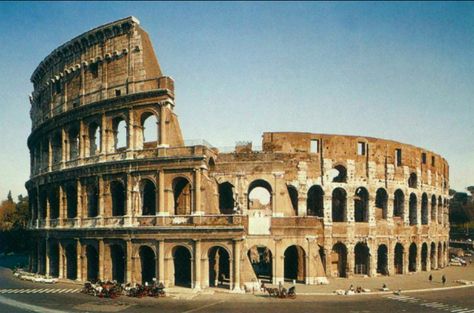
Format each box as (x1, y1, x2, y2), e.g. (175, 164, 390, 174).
(32, 112, 160, 171)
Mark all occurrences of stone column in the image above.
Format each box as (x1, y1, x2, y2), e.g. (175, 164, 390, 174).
(369, 243, 377, 277)
(159, 104, 167, 146)
(45, 239, 50, 276)
(77, 180, 83, 225)
(387, 242, 394, 276)
(98, 239, 104, 281)
(432, 245, 438, 269)
(61, 128, 67, 166)
(232, 239, 242, 292)
(98, 176, 105, 218)
(158, 170, 165, 215)
(387, 195, 394, 225)
(100, 114, 107, 155)
(59, 185, 65, 226)
(47, 137, 53, 171)
(158, 240, 165, 284)
(194, 169, 202, 214)
(368, 194, 376, 226)
(58, 242, 64, 279)
(79, 119, 86, 161)
(76, 239, 82, 281)
(347, 194, 355, 223)
(347, 244, 355, 277)
(194, 240, 202, 289)
(403, 192, 410, 226)
(126, 240, 133, 283)
(426, 244, 431, 271)
(403, 247, 409, 274)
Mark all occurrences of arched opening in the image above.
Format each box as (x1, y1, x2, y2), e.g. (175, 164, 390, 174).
(421, 243, 428, 271)
(375, 188, 388, 219)
(377, 244, 388, 275)
(68, 127, 80, 160)
(208, 246, 230, 288)
(248, 180, 272, 211)
(409, 193, 417, 225)
(354, 242, 370, 275)
(438, 242, 443, 268)
(49, 186, 60, 219)
(331, 165, 347, 183)
(393, 189, 404, 219)
(332, 188, 346, 222)
(394, 243, 404, 274)
(113, 117, 127, 150)
(51, 132, 62, 164)
(173, 177, 191, 215)
(139, 246, 156, 285)
(331, 243, 347, 278)
(87, 183, 98, 217)
(65, 244, 77, 280)
(438, 196, 443, 224)
(307, 185, 324, 217)
(110, 244, 125, 283)
(208, 158, 216, 172)
(443, 242, 447, 266)
(354, 187, 369, 222)
(141, 179, 156, 215)
(409, 243, 417, 272)
(88, 122, 101, 156)
(284, 245, 306, 283)
(287, 186, 298, 215)
(408, 172, 417, 188)
(430, 242, 436, 270)
(49, 241, 59, 278)
(141, 112, 158, 148)
(66, 183, 77, 218)
(111, 181, 126, 216)
(431, 195, 437, 223)
(173, 246, 192, 287)
(247, 245, 273, 283)
(38, 240, 46, 275)
(421, 193, 428, 225)
(39, 189, 47, 219)
(86, 245, 99, 282)
(218, 182, 234, 214)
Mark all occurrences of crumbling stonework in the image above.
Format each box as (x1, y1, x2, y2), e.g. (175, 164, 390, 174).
(26, 17, 450, 290)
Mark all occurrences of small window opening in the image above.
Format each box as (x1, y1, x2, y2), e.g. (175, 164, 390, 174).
(421, 152, 426, 164)
(357, 142, 366, 156)
(431, 156, 435, 166)
(53, 81, 61, 94)
(115, 89, 121, 97)
(310, 139, 319, 153)
(395, 149, 402, 166)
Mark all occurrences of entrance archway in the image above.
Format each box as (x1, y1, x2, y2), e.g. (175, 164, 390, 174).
(438, 242, 443, 268)
(284, 245, 306, 283)
(86, 245, 99, 282)
(421, 243, 428, 271)
(173, 246, 192, 287)
(65, 244, 77, 280)
(409, 243, 417, 272)
(247, 246, 273, 283)
(331, 243, 347, 278)
(430, 242, 436, 269)
(208, 246, 230, 288)
(354, 242, 370, 275)
(49, 241, 59, 278)
(377, 245, 388, 275)
(139, 246, 156, 284)
(394, 243, 404, 274)
(110, 245, 125, 283)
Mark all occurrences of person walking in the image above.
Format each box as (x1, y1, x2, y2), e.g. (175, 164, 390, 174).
(442, 274, 446, 285)
(429, 274, 432, 283)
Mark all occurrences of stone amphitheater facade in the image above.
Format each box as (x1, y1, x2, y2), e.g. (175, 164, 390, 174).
(26, 17, 450, 290)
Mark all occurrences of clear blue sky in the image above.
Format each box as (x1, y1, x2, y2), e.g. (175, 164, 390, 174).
(0, 1, 473, 199)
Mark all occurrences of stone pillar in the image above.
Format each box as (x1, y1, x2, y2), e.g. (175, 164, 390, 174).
(126, 240, 133, 283)
(387, 242, 394, 276)
(324, 194, 332, 225)
(158, 170, 165, 214)
(298, 195, 307, 217)
(347, 194, 355, 223)
(387, 195, 394, 225)
(98, 176, 105, 218)
(426, 244, 431, 271)
(76, 239, 82, 281)
(194, 169, 202, 214)
(98, 239, 104, 280)
(59, 185, 65, 225)
(100, 114, 107, 155)
(403, 247, 409, 274)
(45, 239, 50, 276)
(77, 180, 83, 223)
(369, 243, 377, 277)
(403, 192, 410, 226)
(232, 239, 242, 291)
(61, 128, 67, 165)
(158, 240, 165, 284)
(47, 137, 53, 171)
(273, 239, 284, 285)
(347, 244, 355, 277)
(79, 120, 86, 160)
(58, 242, 64, 279)
(432, 245, 438, 269)
(159, 104, 167, 146)
(194, 240, 202, 289)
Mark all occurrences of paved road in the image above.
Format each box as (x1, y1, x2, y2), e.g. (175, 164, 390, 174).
(1, 266, 474, 313)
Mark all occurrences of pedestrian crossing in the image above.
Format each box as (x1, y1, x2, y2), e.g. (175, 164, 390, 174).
(385, 294, 474, 313)
(0, 288, 81, 294)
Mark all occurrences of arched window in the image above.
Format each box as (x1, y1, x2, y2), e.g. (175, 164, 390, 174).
(49, 186, 60, 219)
(421, 193, 428, 225)
(354, 242, 370, 275)
(354, 187, 369, 222)
(248, 180, 272, 211)
(409, 243, 417, 272)
(408, 173, 417, 188)
(88, 122, 101, 156)
(219, 182, 234, 214)
(66, 183, 77, 218)
(68, 127, 79, 160)
(375, 188, 388, 219)
(409, 193, 417, 225)
(87, 183, 98, 217)
(111, 181, 126, 216)
(331, 165, 347, 183)
(51, 132, 62, 164)
(141, 179, 156, 215)
(173, 177, 191, 215)
(113, 117, 127, 150)
(438, 196, 443, 224)
(393, 189, 404, 218)
(307, 185, 324, 217)
(141, 113, 158, 148)
(332, 188, 346, 222)
(287, 185, 298, 215)
(431, 195, 437, 223)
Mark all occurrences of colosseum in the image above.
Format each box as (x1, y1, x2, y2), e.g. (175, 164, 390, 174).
(26, 17, 450, 291)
